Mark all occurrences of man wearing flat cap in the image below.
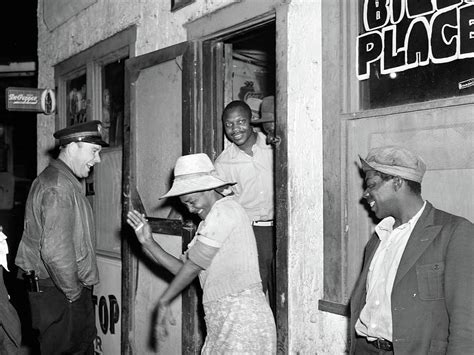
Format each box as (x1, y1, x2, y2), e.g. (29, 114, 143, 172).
(16, 120, 108, 354)
(350, 146, 474, 354)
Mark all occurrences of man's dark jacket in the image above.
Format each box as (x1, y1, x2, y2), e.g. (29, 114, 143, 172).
(15, 159, 99, 302)
(350, 202, 474, 354)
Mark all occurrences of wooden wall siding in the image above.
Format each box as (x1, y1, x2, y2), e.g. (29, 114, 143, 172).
(346, 104, 474, 294)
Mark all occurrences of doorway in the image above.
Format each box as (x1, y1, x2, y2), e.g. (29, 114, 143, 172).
(123, 17, 286, 353)
(209, 23, 277, 310)
(219, 23, 276, 119)
(200, 18, 281, 319)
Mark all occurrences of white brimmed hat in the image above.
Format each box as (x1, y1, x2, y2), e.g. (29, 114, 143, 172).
(160, 153, 236, 199)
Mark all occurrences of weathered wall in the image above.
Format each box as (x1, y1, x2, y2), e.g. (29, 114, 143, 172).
(37, 0, 234, 171)
(285, 1, 348, 354)
(37, 0, 350, 353)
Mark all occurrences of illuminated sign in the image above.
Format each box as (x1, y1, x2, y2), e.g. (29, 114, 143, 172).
(357, 0, 474, 80)
(6, 87, 56, 114)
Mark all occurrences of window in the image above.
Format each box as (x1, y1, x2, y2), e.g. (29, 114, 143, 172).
(55, 28, 134, 132)
(320, 0, 474, 316)
(66, 73, 88, 125)
(357, 0, 474, 109)
(102, 60, 125, 147)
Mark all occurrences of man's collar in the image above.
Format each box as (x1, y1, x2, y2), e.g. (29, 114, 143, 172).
(375, 217, 396, 241)
(51, 159, 83, 187)
(374, 201, 426, 241)
(228, 131, 271, 158)
(228, 141, 241, 159)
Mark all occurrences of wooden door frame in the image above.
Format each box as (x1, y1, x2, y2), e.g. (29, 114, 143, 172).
(122, 41, 200, 354)
(188, 2, 289, 352)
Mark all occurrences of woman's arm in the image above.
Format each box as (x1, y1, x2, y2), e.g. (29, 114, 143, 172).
(126, 210, 183, 274)
(155, 259, 203, 339)
(159, 259, 203, 305)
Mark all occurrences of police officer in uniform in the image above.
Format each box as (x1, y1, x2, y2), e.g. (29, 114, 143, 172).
(16, 121, 108, 354)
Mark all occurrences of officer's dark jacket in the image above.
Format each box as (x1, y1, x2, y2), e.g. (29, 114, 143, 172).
(16, 159, 99, 302)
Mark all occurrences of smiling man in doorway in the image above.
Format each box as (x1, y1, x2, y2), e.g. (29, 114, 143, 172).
(15, 120, 108, 355)
(214, 100, 275, 313)
(350, 145, 474, 354)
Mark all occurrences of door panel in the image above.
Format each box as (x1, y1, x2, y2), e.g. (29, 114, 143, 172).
(135, 58, 182, 218)
(346, 104, 474, 292)
(123, 41, 201, 354)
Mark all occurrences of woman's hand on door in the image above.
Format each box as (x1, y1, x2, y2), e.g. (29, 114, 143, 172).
(126, 209, 152, 246)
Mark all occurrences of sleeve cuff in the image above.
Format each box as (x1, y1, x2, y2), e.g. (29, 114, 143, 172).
(188, 240, 219, 269)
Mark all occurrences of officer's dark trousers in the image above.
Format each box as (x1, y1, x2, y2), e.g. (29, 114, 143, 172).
(28, 285, 96, 355)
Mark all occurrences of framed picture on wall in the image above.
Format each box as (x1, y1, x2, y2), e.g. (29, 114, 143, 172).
(66, 73, 88, 126)
(171, 0, 195, 11)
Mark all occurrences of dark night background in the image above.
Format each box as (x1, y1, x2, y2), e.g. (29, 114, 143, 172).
(0, 2, 38, 352)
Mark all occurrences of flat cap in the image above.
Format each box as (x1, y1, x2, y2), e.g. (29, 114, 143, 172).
(252, 95, 274, 124)
(360, 145, 426, 183)
(54, 120, 109, 147)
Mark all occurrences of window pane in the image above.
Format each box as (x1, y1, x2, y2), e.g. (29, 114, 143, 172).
(66, 74, 87, 126)
(357, 1, 474, 110)
(102, 59, 126, 147)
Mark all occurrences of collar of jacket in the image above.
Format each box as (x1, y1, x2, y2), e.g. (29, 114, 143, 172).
(50, 159, 84, 193)
(393, 201, 442, 285)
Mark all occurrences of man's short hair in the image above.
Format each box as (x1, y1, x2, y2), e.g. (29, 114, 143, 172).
(222, 100, 252, 120)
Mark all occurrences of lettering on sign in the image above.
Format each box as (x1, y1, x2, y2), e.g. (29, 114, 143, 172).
(93, 294, 120, 335)
(357, 0, 474, 80)
(93, 294, 120, 354)
(8, 93, 38, 105)
(6, 87, 56, 114)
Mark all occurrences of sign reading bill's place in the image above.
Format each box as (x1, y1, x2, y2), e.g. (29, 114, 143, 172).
(6, 87, 56, 114)
(357, 0, 474, 81)
(356, 0, 474, 110)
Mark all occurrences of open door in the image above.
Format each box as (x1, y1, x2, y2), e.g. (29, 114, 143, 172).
(122, 41, 202, 354)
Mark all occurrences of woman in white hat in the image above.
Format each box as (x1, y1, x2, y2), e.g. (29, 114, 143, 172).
(127, 153, 276, 354)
